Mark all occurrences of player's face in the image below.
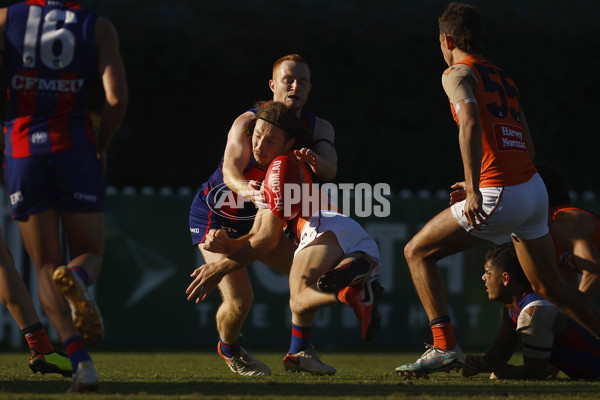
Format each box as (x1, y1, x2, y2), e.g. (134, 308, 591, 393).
(270, 61, 312, 114)
(252, 119, 295, 169)
(482, 261, 503, 301)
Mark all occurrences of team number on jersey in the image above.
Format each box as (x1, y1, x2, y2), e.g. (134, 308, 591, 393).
(23, 6, 77, 70)
(474, 64, 521, 122)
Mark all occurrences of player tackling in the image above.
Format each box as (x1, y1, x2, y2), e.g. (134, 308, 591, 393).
(187, 102, 382, 375)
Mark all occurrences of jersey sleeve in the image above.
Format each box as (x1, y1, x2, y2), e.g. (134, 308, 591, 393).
(441, 65, 478, 107)
(516, 305, 558, 359)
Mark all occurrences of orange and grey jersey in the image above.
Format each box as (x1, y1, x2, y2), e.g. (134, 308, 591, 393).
(444, 55, 536, 187)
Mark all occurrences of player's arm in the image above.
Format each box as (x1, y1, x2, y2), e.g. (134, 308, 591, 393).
(491, 355, 551, 380)
(442, 66, 486, 228)
(463, 311, 518, 377)
(201, 228, 252, 256)
(222, 112, 266, 207)
(0, 8, 6, 59)
(553, 210, 600, 298)
(186, 209, 284, 303)
(456, 98, 484, 228)
(302, 117, 337, 181)
(95, 17, 128, 172)
(519, 108, 535, 160)
(492, 306, 556, 380)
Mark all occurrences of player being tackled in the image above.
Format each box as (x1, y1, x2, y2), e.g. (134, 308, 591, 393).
(186, 102, 384, 375)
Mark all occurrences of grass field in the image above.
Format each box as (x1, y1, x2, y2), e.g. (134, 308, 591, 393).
(1, 351, 599, 399)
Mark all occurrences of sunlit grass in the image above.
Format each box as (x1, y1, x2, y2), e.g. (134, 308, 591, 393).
(0, 351, 598, 399)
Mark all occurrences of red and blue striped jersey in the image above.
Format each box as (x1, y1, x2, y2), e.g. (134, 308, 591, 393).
(509, 289, 600, 379)
(3, 0, 99, 158)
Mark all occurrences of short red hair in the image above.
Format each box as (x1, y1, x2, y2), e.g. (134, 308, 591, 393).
(272, 54, 311, 80)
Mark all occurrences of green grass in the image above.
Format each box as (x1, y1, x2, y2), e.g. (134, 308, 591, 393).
(1, 351, 598, 399)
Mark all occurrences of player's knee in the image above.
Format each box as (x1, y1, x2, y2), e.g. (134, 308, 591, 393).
(289, 295, 309, 316)
(404, 239, 423, 267)
(223, 293, 253, 317)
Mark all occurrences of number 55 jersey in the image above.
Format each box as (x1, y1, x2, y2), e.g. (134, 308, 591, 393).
(3, 0, 99, 158)
(442, 55, 537, 188)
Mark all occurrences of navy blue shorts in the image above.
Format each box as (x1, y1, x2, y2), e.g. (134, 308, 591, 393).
(189, 191, 255, 246)
(3, 144, 105, 219)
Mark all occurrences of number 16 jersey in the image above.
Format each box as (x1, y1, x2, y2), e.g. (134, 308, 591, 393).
(3, 0, 99, 158)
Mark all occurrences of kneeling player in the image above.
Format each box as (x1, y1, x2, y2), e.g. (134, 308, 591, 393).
(187, 128, 383, 375)
(462, 242, 600, 380)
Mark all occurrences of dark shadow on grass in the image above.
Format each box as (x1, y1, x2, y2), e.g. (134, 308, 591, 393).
(2, 379, 599, 396)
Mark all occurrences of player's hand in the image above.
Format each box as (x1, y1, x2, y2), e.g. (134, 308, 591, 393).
(241, 180, 268, 208)
(201, 229, 229, 254)
(186, 263, 225, 303)
(463, 188, 487, 230)
(294, 147, 318, 168)
(449, 182, 467, 205)
(462, 354, 483, 377)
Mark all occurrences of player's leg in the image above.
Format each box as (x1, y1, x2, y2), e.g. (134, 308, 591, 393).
(200, 247, 270, 376)
(283, 231, 342, 375)
(258, 230, 295, 276)
(398, 207, 483, 376)
(7, 152, 97, 390)
(513, 233, 600, 336)
(332, 252, 383, 342)
(0, 231, 71, 377)
(18, 209, 98, 389)
(404, 207, 482, 326)
(0, 233, 41, 329)
(57, 212, 105, 345)
(317, 252, 378, 293)
(289, 231, 343, 324)
(52, 148, 104, 392)
(17, 209, 75, 340)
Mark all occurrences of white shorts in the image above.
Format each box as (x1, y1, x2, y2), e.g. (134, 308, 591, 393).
(294, 210, 381, 266)
(451, 173, 549, 244)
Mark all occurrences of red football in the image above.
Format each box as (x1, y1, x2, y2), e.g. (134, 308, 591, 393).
(263, 155, 304, 221)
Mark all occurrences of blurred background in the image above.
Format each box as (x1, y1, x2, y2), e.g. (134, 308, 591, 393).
(1, 0, 599, 352)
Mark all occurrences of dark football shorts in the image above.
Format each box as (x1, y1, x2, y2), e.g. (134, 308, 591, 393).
(3, 144, 105, 219)
(188, 190, 256, 246)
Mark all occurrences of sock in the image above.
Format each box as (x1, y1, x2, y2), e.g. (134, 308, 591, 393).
(430, 316, 456, 351)
(219, 339, 240, 358)
(22, 322, 55, 356)
(64, 335, 91, 373)
(288, 323, 311, 354)
(71, 266, 89, 286)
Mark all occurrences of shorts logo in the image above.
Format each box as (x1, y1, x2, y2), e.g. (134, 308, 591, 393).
(31, 132, 49, 144)
(10, 191, 23, 206)
(190, 228, 200, 234)
(74, 192, 98, 203)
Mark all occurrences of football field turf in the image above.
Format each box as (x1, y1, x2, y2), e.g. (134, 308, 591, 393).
(1, 351, 598, 399)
